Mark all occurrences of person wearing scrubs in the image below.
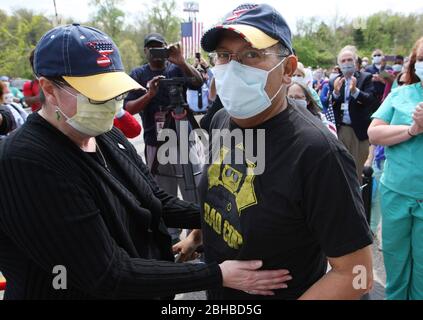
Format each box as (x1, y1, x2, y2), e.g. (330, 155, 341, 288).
(368, 36, 423, 300)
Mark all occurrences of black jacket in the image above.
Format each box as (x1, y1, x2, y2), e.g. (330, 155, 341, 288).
(0, 113, 221, 299)
(330, 71, 377, 141)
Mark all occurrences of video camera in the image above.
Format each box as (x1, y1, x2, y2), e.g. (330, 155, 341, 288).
(149, 48, 170, 59)
(159, 77, 195, 112)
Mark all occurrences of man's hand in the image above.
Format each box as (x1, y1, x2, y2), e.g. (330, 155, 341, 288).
(334, 77, 345, 95)
(146, 76, 165, 98)
(167, 43, 185, 66)
(219, 260, 292, 296)
(199, 58, 209, 70)
(350, 76, 358, 95)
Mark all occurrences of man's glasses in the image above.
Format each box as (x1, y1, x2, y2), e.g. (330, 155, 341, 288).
(210, 48, 286, 66)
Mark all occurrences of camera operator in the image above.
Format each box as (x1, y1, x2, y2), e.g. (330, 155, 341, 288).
(124, 33, 203, 169)
(124, 34, 204, 244)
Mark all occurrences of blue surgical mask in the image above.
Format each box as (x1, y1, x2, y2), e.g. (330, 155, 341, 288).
(392, 64, 403, 73)
(212, 59, 285, 119)
(341, 63, 355, 77)
(294, 99, 308, 109)
(415, 61, 423, 81)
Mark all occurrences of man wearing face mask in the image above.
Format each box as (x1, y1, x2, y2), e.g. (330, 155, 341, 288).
(0, 24, 293, 299)
(365, 49, 393, 107)
(330, 46, 377, 180)
(176, 4, 373, 300)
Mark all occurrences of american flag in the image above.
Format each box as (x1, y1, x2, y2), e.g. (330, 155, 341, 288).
(181, 21, 203, 59)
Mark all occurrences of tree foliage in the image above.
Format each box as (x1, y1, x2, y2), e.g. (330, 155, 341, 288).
(1, 4, 423, 78)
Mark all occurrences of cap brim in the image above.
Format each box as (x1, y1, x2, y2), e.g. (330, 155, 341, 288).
(63, 72, 145, 101)
(202, 24, 279, 52)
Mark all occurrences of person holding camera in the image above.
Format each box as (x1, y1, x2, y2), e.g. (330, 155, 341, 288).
(124, 33, 203, 169)
(124, 34, 205, 244)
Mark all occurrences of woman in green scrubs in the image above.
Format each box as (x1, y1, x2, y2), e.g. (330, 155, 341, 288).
(368, 37, 423, 300)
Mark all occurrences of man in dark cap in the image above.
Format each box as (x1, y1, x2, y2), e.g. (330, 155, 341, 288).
(124, 33, 205, 244)
(124, 33, 203, 170)
(177, 3, 374, 300)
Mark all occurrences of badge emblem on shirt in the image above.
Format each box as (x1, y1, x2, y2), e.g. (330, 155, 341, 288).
(87, 41, 114, 68)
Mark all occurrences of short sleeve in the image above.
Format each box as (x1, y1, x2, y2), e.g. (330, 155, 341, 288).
(372, 90, 396, 123)
(123, 69, 146, 108)
(303, 150, 373, 258)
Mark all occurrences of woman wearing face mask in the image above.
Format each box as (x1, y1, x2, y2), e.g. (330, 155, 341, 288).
(0, 24, 292, 300)
(368, 37, 423, 300)
(292, 62, 324, 110)
(288, 82, 337, 137)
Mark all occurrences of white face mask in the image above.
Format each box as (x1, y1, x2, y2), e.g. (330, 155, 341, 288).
(292, 75, 306, 85)
(3, 93, 14, 105)
(392, 64, 403, 73)
(294, 99, 308, 109)
(329, 73, 339, 81)
(415, 61, 423, 81)
(212, 59, 285, 120)
(373, 56, 383, 65)
(56, 88, 121, 137)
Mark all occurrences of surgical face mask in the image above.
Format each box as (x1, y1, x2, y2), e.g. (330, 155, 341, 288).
(56, 88, 121, 137)
(392, 64, 403, 73)
(3, 93, 14, 104)
(294, 99, 308, 109)
(340, 62, 356, 77)
(415, 61, 423, 81)
(329, 73, 339, 81)
(362, 61, 368, 68)
(212, 59, 285, 119)
(292, 75, 306, 85)
(373, 56, 383, 65)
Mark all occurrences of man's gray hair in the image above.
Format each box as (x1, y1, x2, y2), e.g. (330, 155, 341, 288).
(337, 45, 358, 64)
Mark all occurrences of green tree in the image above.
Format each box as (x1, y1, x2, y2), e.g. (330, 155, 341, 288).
(0, 9, 53, 78)
(119, 39, 142, 72)
(147, 0, 182, 43)
(89, 0, 125, 42)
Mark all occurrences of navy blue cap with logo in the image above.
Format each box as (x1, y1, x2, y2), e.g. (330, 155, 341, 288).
(201, 3, 293, 54)
(33, 23, 142, 102)
(34, 23, 124, 78)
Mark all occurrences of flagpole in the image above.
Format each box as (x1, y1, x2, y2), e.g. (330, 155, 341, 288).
(53, 0, 59, 26)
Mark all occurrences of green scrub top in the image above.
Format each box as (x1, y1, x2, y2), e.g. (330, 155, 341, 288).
(372, 82, 423, 199)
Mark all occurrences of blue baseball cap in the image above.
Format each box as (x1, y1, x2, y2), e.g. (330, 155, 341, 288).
(34, 23, 143, 101)
(201, 3, 293, 53)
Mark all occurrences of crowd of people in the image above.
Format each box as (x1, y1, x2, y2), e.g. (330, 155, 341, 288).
(0, 2, 422, 301)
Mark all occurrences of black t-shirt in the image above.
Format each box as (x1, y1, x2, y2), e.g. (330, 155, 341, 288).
(199, 103, 373, 300)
